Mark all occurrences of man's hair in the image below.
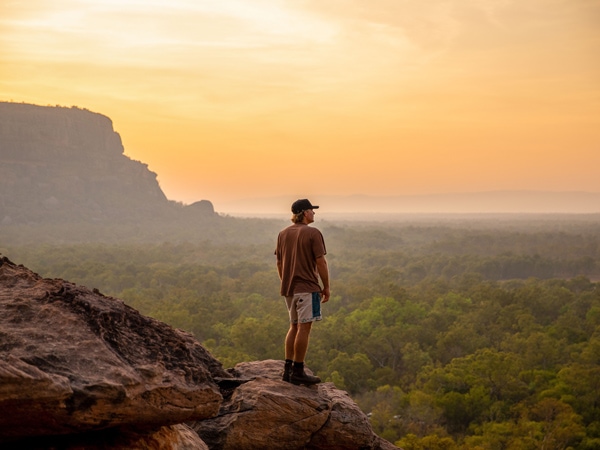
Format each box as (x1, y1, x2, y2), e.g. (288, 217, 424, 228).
(291, 211, 305, 223)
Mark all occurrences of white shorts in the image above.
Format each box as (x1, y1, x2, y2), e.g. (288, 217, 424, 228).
(285, 292, 322, 324)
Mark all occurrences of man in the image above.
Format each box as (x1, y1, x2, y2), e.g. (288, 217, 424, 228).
(275, 198, 330, 385)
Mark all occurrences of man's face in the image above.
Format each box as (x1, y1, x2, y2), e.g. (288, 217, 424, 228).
(304, 209, 315, 224)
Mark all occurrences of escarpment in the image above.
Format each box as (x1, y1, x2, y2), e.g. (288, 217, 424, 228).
(0, 102, 214, 225)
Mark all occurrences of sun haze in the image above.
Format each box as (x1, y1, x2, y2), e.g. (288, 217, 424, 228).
(1, 0, 599, 212)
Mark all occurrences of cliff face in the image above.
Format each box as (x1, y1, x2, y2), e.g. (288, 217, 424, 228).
(0, 256, 399, 450)
(0, 102, 210, 224)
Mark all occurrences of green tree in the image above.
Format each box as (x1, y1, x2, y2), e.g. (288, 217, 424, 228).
(326, 352, 373, 394)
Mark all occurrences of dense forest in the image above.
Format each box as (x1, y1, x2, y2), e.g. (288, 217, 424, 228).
(2, 213, 600, 449)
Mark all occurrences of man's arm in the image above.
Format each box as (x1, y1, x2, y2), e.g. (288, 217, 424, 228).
(276, 259, 283, 280)
(316, 255, 330, 303)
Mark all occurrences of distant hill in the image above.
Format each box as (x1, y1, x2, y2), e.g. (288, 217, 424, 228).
(220, 191, 600, 216)
(2, 102, 597, 227)
(0, 102, 214, 225)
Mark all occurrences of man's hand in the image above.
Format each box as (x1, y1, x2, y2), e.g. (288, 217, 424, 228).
(316, 256, 330, 303)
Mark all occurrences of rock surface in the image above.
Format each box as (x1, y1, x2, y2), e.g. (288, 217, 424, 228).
(0, 256, 399, 449)
(15, 424, 208, 450)
(191, 360, 399, 450)
(0, 256, 228, 444)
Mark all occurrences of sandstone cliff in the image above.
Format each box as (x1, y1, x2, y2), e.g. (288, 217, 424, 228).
(0, 256, 399, 449)
(0, 102, 213, 224)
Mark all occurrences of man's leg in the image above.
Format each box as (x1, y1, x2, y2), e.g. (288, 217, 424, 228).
(287, 293, 321, 385)
(285, 323, 298, 360)
(284, 322, 312, 382)
(291, 321, 320, 385)
(293, 321, 312, 363)
(282, 323, 297, 382)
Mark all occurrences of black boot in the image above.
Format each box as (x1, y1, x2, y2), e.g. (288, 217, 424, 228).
(291, 362, 321, 386)
(282, 359, 293, 383)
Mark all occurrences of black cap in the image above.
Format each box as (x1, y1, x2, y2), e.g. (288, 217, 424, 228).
(291, 199, 319, 214)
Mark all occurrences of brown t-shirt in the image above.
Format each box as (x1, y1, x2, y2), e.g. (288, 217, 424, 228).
(275, 223, 327, 297)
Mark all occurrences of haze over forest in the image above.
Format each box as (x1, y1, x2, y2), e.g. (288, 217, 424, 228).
(219, 191, 600, 217)
(2, 101, 598, 223)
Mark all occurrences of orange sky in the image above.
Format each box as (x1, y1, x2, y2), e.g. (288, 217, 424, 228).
(1, 0, 599, 213)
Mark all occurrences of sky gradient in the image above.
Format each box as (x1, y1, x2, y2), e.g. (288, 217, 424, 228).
(2, 0, 599, 213)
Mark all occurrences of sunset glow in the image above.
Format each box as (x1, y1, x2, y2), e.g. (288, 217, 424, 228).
(2, 0, 599, 212)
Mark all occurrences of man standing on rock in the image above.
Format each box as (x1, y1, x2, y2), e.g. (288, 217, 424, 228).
(275, 198, 330, 385)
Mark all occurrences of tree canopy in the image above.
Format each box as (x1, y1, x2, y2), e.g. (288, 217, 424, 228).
(3, 214, 600, 448)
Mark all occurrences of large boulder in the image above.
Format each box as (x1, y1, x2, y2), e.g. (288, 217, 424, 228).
(0, 256, 229, 444)
(191, 360, 399, 450)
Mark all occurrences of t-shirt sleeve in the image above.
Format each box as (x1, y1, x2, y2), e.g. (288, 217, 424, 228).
(312, 229, 326, 258)
(274, 232, 282, 259)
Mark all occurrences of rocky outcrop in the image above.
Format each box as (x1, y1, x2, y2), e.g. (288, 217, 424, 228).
(0, 256, 399, 449)
(0, 102, 213, 224)
(192, 360, 399, 450)
(0, 256, 228, 446)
